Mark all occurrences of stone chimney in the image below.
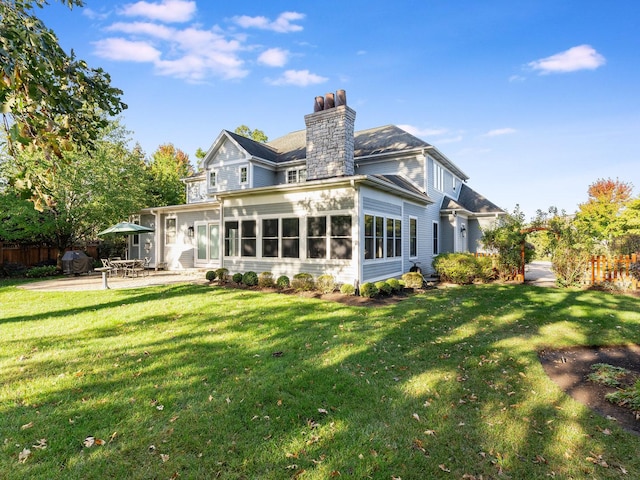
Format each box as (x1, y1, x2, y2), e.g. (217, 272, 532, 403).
(304, 89, 356, 180)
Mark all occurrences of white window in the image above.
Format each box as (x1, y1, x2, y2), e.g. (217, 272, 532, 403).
(365, 214, 400, 260)
(434, 163, 444, 192)
(165, 218, 176, 245)
(410, 218, 417, 257)
(240, 166, 248, 184)
(286, 168, 307, 184)
(209, 170, 217, 188)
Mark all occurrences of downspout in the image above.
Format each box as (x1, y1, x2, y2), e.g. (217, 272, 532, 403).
(150, 209, 159, 268)
(351, 178, 361, 292)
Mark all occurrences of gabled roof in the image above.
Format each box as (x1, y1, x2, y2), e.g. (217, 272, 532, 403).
(371, 174, 429, 200)
(441, 184, 504, 215)
(205, 125, 468, 180)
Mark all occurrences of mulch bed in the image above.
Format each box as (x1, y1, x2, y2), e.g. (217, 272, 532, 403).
(539, 345, 640, 435)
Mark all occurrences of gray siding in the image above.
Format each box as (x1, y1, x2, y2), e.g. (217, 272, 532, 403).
(403, 202, 430, 274)
(362, 197, 402, 216)
(252, 165, 276, 188)
(224, 198, 355, 218)
(356, 156, 425, 190)
(212, 162, 249, 193)
(363, 260, 403, 282)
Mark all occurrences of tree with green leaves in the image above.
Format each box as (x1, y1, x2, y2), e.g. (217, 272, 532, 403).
(574, 178, 633, 250)
(1, 0, 126, 210)
(480, 205, 533, 281)
(234, 125, 268, 143)
(145, 144, 194, 206)
(1, 121, 149, 264)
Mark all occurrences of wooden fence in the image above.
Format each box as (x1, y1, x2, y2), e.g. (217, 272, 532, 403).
(587, 254, 638, 289)
(0, 242, 99, 267)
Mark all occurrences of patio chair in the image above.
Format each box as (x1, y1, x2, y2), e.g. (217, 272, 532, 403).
(127, 259, 146, 278)
(142, 257, 151, 277)
(100, 258, 115, 277)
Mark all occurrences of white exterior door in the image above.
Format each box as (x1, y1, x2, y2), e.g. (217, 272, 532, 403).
(195, 222, 220, 267)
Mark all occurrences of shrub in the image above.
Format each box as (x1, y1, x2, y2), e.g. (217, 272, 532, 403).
(242, 271, 258, 287)
(360, 282, 379, 298)
(25, 265, 59, 278)
(375, 281, 392, 295)
(232, 272, 243, 284)
(258, 272, 275, 288)
(402, 272, 424, 289)
(606, 379, 640, 414)
(433, 253, 481, 284)
(316, 274, 336, 294)
(291, 273, 315, 291)
(340, 283, 355, 296)
(215, 268, 229, 283)
(386, 278, 402, 293)
(276, 275, 290, 289)
(1, 262, 27, 278)
(205, 270, 216, 282)
(475, 256, 497, 282)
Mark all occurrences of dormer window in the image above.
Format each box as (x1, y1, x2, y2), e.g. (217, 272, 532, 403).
(287, 168, 307, 184)
(240, 166, 248, 184)
(209, 170, 217, 188)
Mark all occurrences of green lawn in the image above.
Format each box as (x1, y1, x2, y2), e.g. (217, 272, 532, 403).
(1, 280, 639, 479)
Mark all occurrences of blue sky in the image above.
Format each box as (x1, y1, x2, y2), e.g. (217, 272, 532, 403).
(39, 0, 640, 218)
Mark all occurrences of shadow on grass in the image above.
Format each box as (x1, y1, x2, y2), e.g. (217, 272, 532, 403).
(1, 283, 640, 479)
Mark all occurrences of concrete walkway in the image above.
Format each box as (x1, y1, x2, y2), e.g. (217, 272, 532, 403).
(525, 260, 556, 287)
(18, 270, 209, 292)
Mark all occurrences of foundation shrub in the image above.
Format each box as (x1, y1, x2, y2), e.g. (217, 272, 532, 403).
(433, 253, 480, 284)
(232, 272, 243, 284)
(316, 274, 336, 294)
(258, 272, 275, 288)
(359, 282, 378, 298)
(402, 272, 423, 289)
(276, 275, 290, 289)
(292, 273, 315, 291)
(386, 278, 402, 293)
(242, 271, 258, 287)
(339, 283, 355, 296)
(375, 281, 392, 296)
(205, 270, 216, 282)
(215, 268, 229, 283)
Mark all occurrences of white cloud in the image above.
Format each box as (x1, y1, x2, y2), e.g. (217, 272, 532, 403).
(107, 21, 175, 39)
(233, 11, 305, 33)
(121, 0, 196, 23)
(83, 8, 110, 21)
(528, 44, 606, 74)
(93, 37, 161, 62)
(258, 48, 289, 67)
(398, 125, 449, 138)
(267, 69, 327, 87)
(437, 135, 464, 144)
(484, 128, 517, 137)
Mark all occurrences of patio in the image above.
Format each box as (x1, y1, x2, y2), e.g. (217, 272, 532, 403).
(18, 270, 209, 292)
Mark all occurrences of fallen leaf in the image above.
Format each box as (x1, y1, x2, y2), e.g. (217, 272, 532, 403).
(318, 408, 328, 414)
(156, 404, 164, 411)
(424, 429, 436, 436)
(18, 448, 31, 463)
(602, 428, 611, 435)
(439, 464, 450, 472)
(83, 436, 95, 448)
(109, 431, 118, 443)
(412, 413, 420, 421)
(160, 454, 169, 462)
(32, 438, 47, 450)
(94, 438, 105, 446)
(20, 422, 34, 430)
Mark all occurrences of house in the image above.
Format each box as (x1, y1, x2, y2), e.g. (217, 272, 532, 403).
(130, 90, 504, 285)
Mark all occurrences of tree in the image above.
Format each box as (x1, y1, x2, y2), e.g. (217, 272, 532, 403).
(480, 206, 533, 281)
(145, 144, 194, 206)
(575, 178, 633, 249)
(1, 121, 149, 264)
(609, 196, 640, 254)
(234, 125, 268, 143)
(1, 0, 126, 210)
